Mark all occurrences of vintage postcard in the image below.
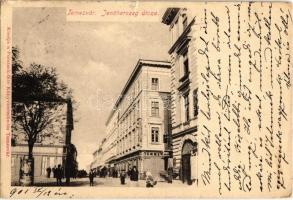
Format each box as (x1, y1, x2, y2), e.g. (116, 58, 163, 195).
(0, 0, 292, 198)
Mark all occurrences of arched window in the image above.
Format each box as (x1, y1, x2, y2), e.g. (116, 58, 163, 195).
(182, 140, 195, 155)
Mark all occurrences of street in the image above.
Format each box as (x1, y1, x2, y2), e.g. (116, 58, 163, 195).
(32, 177, 191, 188)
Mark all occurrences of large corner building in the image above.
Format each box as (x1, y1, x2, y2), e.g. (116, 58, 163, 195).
(105, 59, 171, 179)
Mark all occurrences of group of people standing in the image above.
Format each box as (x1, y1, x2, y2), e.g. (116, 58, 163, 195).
(128, 166, 139, 181)
(121, 167, 156, 187)
(88, 166, 157, 187)
(119, 166, 139, 185)
(46, 165, 65, 186)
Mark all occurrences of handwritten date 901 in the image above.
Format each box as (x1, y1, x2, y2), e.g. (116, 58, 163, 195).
(10, 187, 74, 198)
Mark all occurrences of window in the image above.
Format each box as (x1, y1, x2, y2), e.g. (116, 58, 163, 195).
(151, 127, 159, 143)
(183, 51, 189, 76)
(151, 101, 159, 117)
(132, 88, 135, 99)
(171, 19, 179, 44)
(133, 105, 136, 121)
(42, 156, 47, 175)
(129, 132, 132, 149)
(184, 94, 190, 122)
(136, 129, 139, 145)
(137, 81, 139, 92)
(138, 127, 142, 144)
(193, 89, 198, 117)
(182, 14, 188, 30)
(125, 136, 128, 150)
(133, 129, 136, 147)
(136, 100, 140, 120)
(151, 78, 159, 90)
(128, 114, 130, 127)
(122, 139, 125, 152)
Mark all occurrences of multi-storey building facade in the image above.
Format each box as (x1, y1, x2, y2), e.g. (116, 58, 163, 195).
(104, 59, 171, 179)
(90, 113, 118, 175)
(161, 3, 293, 194)
(103, 115, 118, 175)
(90, 139, 105, 171)
(162, 8, 198, 184)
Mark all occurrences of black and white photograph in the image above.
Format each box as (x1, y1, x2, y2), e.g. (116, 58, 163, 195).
(1, 1, 292, 198)
(10, 6, 176, 188)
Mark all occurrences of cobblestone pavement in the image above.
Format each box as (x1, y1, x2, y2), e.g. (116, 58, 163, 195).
(29, 177, 192, 188)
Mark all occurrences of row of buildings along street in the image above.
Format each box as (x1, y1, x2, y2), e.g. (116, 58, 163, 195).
(90, 7, 197, 185)
(11, 7, 197, 187)
(7, 1, 293, 195)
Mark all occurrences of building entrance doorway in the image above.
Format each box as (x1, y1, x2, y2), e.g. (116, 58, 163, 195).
(182, 154, 191, 184)
(181, 140, 195, 185)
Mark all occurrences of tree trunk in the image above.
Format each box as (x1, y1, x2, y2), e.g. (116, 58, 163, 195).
(19, 142, 34, 186)
(28, 143, 33, 159)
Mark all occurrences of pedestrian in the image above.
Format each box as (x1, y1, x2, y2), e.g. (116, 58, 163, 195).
(130, 166, 139, 181)
(53, 166, 57, 178)
(46, 167, 51, 178)
(56, 164, 62, 186)
(167, 157, 173, 183)
(130, 166, 139, 187)
(167, 167, 173, 183)
(65, 166, 71, 186)
(101, 167, 106, 178)
(120, 170, 126, 185)
(61, 166, 65, 178)
(73, 170, 77, 179)
(145, 170, 157, 188)
(89, 170, 94, 186)
(127, 167, 132, 179)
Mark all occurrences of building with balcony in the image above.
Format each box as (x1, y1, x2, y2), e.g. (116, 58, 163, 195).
(105, 59, 171, 179)
(162, 8, 198, 184)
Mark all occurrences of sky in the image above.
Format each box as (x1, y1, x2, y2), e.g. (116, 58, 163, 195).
(12, 7, 169, 169)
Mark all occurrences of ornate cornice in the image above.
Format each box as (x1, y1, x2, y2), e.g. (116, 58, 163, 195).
(162, 8, 180, 25)
(106, 59, 171, 125)
(172, 125, 197, 139)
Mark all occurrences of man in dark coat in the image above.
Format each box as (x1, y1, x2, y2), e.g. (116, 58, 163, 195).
(120, 170, 126, 185)
(46, 167, 51, 178)
(53, 166, 57, 178)
(61, 166, 65, 178)
(127, 167, 132, 179)
(130, 166, 139, 181)
(56, 165, 63, 186)
(89, 170, 95, 186)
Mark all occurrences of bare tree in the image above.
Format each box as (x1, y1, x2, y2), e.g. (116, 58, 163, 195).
(12, 59, 71, 159)
(12, 46, 23, 74)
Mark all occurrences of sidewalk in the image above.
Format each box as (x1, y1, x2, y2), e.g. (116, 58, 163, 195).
(14, 176, 193, 188)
